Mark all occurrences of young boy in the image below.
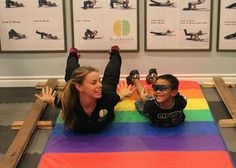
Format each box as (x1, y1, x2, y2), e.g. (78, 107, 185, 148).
(126, 69, 187, 127)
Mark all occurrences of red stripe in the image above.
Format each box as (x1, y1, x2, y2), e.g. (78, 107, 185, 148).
(39, 151, 234, 168)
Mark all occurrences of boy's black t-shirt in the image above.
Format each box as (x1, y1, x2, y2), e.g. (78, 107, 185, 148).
(143, 93, 187, 127)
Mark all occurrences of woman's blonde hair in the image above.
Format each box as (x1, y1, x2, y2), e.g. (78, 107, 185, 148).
(60, 66, 99, 130)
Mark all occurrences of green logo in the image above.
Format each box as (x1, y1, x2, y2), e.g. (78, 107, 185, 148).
(113, 20, 130, 36)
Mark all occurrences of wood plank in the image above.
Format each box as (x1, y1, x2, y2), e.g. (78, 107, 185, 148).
(219, 119, 236, 128)
(11, 121, 52, 130)
(36, 82, 65, 90)
(202, 81, 235, 88)
(0, 79, 57, 168)
(213, 77, 236, 120)
(201, 82, 215, 88)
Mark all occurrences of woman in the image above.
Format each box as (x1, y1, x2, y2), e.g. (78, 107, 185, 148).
(35, 46, 134, 132)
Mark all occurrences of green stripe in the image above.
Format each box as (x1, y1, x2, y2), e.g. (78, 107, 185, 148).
(184, 109, 214, 121)
(115, 111, 149, 122)
(56, 112, 63, 124)
(56, 111, 149, 123)
(115, 109, 214, 123)
(56, 109, 214, 124)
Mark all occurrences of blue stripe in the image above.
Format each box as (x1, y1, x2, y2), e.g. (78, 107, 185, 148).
(51, 122, 221, 137)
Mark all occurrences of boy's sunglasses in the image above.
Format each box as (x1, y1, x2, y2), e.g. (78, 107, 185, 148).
(152, 85, 172, 91)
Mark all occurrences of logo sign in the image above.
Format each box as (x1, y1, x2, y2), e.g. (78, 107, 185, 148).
(113, 20, 130, 36)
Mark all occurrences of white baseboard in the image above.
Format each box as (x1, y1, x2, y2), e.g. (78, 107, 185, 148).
(124, 74, 236, 84)
(0, 76, 64, 87)
(1, 74, 236, 87)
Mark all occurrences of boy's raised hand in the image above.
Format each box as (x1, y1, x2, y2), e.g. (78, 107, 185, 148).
(140, 87, 149, 102)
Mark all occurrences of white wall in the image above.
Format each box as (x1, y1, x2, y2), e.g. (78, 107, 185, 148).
(0, 0, 236, 87)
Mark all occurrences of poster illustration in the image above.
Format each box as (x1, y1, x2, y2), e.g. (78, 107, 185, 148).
(72, 0, 139, 52)
(145, 0, 212, 51)
(0, 0, 66, 52)
(218, 0, 236, 51)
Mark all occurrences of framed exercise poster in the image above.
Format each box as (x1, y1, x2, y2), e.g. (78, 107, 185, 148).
(71, 0, 139, 52)
(0, 0, 66, 52)
(145, 0, 212, 51)
(217, 0, 236, 51)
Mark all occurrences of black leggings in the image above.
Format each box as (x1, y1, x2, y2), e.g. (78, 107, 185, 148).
(65, 51, 121, 94)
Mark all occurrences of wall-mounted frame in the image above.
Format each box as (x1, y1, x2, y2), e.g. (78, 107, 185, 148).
(217, 0, 236, 51)
(0, 0, 66, 53)
(145, 0, 212, 51)
(71, 0, 139, 52)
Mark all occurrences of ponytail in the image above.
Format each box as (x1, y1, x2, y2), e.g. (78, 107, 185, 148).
(60, 66, 99, 130)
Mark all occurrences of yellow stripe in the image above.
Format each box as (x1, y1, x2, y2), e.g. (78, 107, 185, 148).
(115, 98, 209, 111)
(186, 98, 209, 110)
(115, 100, 136, 111)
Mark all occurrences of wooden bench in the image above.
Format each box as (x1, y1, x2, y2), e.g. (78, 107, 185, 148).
(11, 121, 52, 130)
(213, 77, 236, 127)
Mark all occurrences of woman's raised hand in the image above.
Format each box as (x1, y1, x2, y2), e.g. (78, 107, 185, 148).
(117, 80, 136, 100)
(34, 86, 56, 105)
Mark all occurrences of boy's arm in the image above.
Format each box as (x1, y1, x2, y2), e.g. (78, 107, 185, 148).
(140, 87, 149, 103)
(175, 93, 187, 109)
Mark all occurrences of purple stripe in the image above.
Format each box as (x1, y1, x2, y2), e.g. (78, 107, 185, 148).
(45, 135, 225, 153)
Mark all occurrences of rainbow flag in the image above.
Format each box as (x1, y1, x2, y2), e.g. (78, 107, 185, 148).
(38, 81, 235, 168)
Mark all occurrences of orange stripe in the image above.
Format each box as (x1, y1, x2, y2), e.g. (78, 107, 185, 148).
(122, 88, 204, 101)
(119, 80, 201, 89)
(179, 89, 204, 98)
(179, 81, 201, 89)
(118, 80, 202, 100)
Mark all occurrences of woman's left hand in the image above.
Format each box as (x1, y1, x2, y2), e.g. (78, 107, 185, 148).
(117, 80, 136, 100)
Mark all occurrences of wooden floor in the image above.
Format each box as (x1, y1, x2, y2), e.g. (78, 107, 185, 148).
(0, 86, 235, 167)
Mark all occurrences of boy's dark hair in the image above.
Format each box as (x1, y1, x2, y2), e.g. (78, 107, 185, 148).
(155, 74, 179, 90)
